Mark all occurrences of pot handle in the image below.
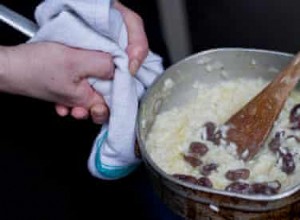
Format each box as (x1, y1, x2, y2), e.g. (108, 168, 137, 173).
(0, 4, 37, 38)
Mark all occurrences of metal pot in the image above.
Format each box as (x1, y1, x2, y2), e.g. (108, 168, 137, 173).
(137, 48, 300, 219)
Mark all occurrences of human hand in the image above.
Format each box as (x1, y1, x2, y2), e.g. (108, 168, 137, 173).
(0, 42, 113, 124)
(114, 1, 149, 75)
(56, 1, 149, 121)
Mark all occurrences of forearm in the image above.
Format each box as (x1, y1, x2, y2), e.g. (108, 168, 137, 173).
(0, 45, 29, 96)
(0, 43, 62, 100)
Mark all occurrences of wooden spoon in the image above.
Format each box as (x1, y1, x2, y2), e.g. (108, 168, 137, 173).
(225, 53, 300, 161)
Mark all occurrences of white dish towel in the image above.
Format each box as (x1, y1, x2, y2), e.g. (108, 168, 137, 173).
(30, 0, 164, 180)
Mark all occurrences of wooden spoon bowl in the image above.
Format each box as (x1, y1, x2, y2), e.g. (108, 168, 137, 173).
(225, 53, 300, 161)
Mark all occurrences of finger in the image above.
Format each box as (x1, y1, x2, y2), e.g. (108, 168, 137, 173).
(90, 103, 109, 124)
(55, 104, 69, 117)
(71, 107, 89, 120)
(71, 49, 114, 80)
(71, 80, 109, 123)
(78, 81, 108, 108)
(114, 2, 149, 75)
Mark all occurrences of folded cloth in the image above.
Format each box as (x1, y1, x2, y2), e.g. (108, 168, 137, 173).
(30, 0, 164, 180)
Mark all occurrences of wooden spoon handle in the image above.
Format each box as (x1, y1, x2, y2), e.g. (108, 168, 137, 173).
(269, 52, 300, 98)
(226, 53, 300, 161)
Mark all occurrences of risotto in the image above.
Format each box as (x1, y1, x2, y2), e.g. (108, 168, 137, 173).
(146, 78, 300, 195)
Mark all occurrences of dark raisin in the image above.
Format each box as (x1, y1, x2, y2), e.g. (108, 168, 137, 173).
(189, 142, 208, 156)
(225, 182, 251, 194)
(281, 152, 296, 174)
(290, 104, 300, 129)
(201, 163, 218, 176)
(197, 177, 213, 188)
(203, 122, 216, 141)
(275, 131, 285, 138)
(249, 181, 281, 195)
(268, 134, 281, 153)
(172, 174, 198, 184)
(225, 168, 250, 181)
(249, 183, 268, 195)
(183, 155, 202, 167)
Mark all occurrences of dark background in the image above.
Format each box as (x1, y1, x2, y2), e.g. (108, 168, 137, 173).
(0, 0, 300, 220)
(0, 0, 176, 220)
(185, 0, 300, 54)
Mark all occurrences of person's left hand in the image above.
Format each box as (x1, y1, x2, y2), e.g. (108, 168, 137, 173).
(0, 42, 114, 124)
(56, 1, 149, 121)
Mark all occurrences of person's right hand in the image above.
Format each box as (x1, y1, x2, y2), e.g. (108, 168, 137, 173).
(56, 2, 149, 121)
(0, 42, 113, 124)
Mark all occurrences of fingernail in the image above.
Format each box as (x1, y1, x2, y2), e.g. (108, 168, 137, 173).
(91, 105, 103, 116)
(91, 105, 107, 124)
(56, 106, 69, 117)
(58, 110, 68, 117)
(129, 59, 140, 75)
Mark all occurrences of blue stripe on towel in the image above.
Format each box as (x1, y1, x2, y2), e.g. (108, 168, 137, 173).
(94, 130, 139, 179)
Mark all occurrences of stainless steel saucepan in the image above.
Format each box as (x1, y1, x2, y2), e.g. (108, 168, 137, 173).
(136, 48, 300, 219)
(1, 4, 299, 219)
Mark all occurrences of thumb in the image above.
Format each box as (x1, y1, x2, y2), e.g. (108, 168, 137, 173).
(114, 2, 149, 75)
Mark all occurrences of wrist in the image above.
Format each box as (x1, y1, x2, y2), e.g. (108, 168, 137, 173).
(0, 46, 13, 93)
(0, 45, 31, 96)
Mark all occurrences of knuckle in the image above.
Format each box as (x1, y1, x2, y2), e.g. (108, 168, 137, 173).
(134, 44, 149, 58)
(61, 47, 78, 73)
(101, 52, 113, 61)
(68, 86, 88, 107)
